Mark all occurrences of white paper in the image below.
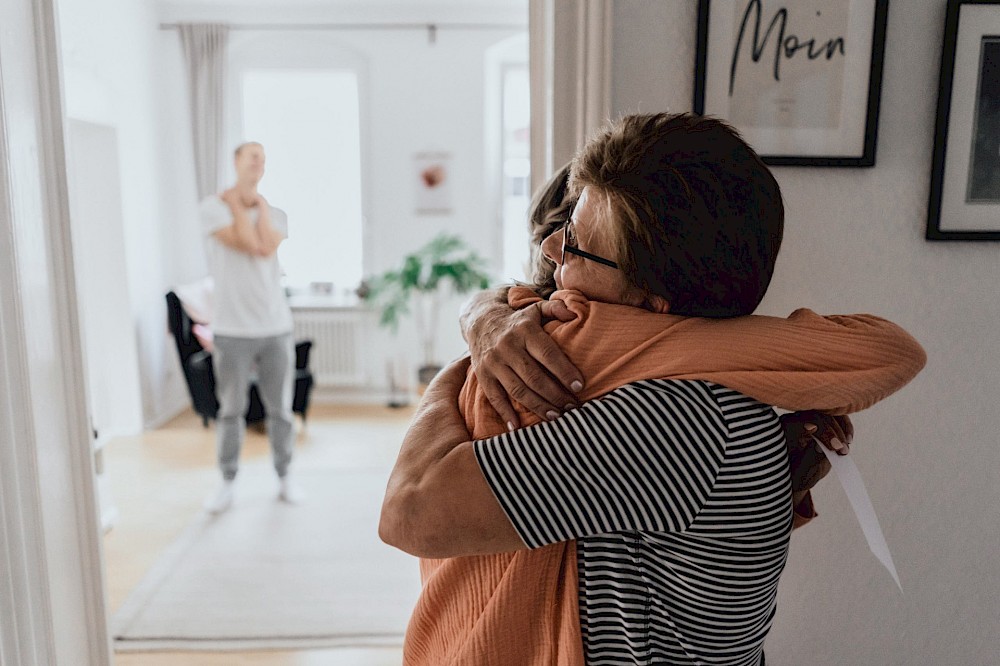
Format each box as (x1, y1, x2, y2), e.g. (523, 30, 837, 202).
(813, 436, 903, 592)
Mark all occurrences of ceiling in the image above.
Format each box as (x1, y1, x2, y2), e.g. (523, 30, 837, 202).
(158, 0, 526, 8)
(156, 0, 528, 24)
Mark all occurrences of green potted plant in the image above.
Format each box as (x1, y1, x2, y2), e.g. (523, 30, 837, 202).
(363, 233, 491, 389)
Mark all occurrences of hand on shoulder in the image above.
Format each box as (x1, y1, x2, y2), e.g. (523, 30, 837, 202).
(468, 289, 584, 429)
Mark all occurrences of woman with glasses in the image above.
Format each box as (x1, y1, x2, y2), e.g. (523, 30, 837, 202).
(381, 113, 925, 666)
(462, 163, 841, 524)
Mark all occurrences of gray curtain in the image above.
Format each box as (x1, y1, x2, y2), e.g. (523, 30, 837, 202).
(178, 23, 229, 199)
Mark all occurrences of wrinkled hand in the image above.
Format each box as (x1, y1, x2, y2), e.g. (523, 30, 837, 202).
(781, 410, 854, 494)
(469, 300, 582, 429)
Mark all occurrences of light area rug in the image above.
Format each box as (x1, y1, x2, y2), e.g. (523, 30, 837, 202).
(111, 467, 422, 651)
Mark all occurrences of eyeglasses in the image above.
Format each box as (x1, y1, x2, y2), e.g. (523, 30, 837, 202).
(561, 219, 619, 269)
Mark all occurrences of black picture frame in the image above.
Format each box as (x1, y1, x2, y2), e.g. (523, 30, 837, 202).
(694, 0, 889, 167)
(927, 0, 1000, 240)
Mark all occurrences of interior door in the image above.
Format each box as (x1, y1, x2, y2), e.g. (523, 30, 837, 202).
(65, 119, 143, 529)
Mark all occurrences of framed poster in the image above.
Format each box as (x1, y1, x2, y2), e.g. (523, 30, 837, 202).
(414, 151, 452, 215)
(694, 0, 889, 166)
(927, 0, 1000, 240)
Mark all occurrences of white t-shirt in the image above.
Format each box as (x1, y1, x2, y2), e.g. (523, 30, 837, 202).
(200, 196, 293, 338)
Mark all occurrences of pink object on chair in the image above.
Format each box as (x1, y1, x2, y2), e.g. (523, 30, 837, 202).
(192, 323, 214, 352)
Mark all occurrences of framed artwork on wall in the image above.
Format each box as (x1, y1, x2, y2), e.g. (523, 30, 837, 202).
(694, 0, 889, 166)
(927, 0, 1000, 240)
(414, 151, 452, 215)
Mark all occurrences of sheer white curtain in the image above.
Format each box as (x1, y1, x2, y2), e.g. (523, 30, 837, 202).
(178, 23, 229, 198)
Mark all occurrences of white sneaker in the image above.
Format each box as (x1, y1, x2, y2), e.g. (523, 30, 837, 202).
(278, 477, 305, 504)
(204, 481, 234, 514)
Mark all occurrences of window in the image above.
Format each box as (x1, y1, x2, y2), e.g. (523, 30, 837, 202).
(486, 32, 530, 283)
(241, 69, 363, 296)
(500, 65, 531, 282)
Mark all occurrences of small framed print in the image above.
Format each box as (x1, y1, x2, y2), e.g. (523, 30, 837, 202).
(694, 0, 889, 166)
(927, 0, 1000, 240)
(414, 152, 452, 215)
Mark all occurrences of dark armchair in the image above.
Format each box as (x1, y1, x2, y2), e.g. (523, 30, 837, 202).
(166, 291, 314, 427)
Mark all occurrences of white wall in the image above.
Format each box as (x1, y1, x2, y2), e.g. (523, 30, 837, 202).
(57, 0, 191, 429)
(613, 1, 997, 664)
(314, 25, 522, 376)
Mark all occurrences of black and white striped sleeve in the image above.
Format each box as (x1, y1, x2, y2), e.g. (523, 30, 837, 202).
(473, 380, 729, 549)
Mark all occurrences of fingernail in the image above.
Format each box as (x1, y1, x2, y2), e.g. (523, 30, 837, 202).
(804, 423, 817, 433)
(546, 411, 560, 421)
(565, 404, 576, 411)
(571, 381, 583, 392)
(506, 422, 515, 431)
(830, 437, 843, 451)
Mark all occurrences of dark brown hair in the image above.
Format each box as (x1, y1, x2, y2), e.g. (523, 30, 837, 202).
(526, 162, 574, 292)
(570, 113, 784, 317)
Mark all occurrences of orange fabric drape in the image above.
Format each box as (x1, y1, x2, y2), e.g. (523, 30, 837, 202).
(405, 289, 926, 666)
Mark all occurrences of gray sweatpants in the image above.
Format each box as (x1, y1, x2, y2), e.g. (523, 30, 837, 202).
(212, 333, 295, 481)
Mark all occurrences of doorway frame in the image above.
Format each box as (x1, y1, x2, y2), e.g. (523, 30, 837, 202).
(0, 0, 111, 663)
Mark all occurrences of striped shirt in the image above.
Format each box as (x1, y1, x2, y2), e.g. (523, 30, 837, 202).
(474, 380, 791, 666)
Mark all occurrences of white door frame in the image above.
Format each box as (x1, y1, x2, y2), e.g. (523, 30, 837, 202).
(529, 0, 612, 192)
(0, 0, 111, 663)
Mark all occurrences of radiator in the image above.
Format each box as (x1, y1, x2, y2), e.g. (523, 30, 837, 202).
(292, 308, 367, 387)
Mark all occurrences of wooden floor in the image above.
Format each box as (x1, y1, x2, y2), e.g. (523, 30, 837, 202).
(102, 403, 415, 666)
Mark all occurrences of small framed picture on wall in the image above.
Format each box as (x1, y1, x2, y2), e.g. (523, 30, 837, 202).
(927, 0, 1000, 240)
(414, 151, 452, 215)
(694, 0, 889, 166)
